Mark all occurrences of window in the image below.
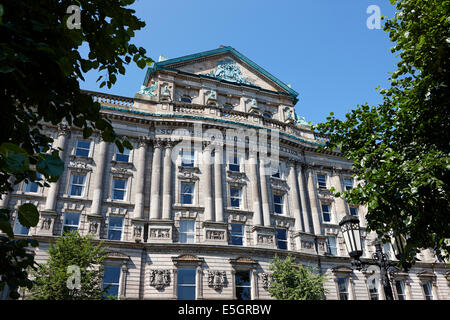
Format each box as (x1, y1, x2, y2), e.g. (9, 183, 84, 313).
(228, 153, 240, 172)
(223, 103, 233, 110)
(102, 265, 121, 299)
(383, 242, 392, 260)
(337, 277, 349, 300)
(263, 112, 272, 119)
(107, 216, 124, 241)
(62, 212, 80, 234)
(181, 149, 194, 167)
(368, 278, 379, 300)
(271, 166, 280, 178)
(229, 187, 242, 208)
(115, 146, 130, 162)
(422, 281, 433, 300)
(112, 179, 127, 201)
(327, 236, 337, 256)
(276, 228, 288, 250)
(231, 223, 244, 246)
(180, 183, 194, 205)
(349, 206, 358, 216)
(75, 140, 91, 157)
(317, 174, 327, 189)
(273, 195, 284, 214)
(180, 96, 192, 103)
(69, 174, 86, 197)
(14, 219, 29, 235)
(395, 280, 407, 300)
(179, 220, 195, 243)
(23, 173, 41, 193)
(343, 178, 353, 190)
(235, 271, 251, 300)
(321, 204, 331, 223)
(177, 268, 196, 300)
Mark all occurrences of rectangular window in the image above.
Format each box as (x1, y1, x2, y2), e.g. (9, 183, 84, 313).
(230, 187, 242, 208)
(327, 236, 337, 256)
(422, 281, 433, 300)
(107, 216, 124, 241)
(179, 219, 195, 244)
(23, 173, 41, 193)
(75, 140, 91, 157)
(112, 179, 127, 201)
(62, 212, 81, 234)
(273, 195, 284, 214)
(14, 219, 29, 236)
(231, 223, 244, 246)
(228, 154, 240, 172)
(368, 278, 379, 300)
(321, 204, 331, 223)
(181, 149, 194, 167)
(177, 268, 196, 300)
(69, 174, 86, 197)
(349, 206, 358, 216)
(235, 271, 251, 300)
(344, 178, 353, 190)
(317, 174, 327, 189)
(276, 228, 288, 250)
(115, 146, 130, 162)
(395, 280, 407, 300)
(102, 265, 121, 299)
(180, 183, 194, 205)
(337, 277, 349, 300)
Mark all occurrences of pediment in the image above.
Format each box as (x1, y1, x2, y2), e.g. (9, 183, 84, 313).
(151, 47, 298, 98)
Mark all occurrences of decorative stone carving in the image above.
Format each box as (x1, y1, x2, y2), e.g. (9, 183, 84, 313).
(206, 230, 225, 241)
(257, 234, 274, 245)
(260, 273, 272, 289)
(207, 270, 227, 290)
(149, 270, 171, 290)
(139, 81, 158, 96)
(203, 58, 252, 85)
(295, 112, 309, 126)
(68, 160, 92, 172)
(133, 225, 143, 238)
(149, 228, 170, 239)
(302, 240, 314, 250)
(41, 218, 52, 230)
(111, 166, 132, 177)
(89, 221, 99, 234)
(57, 122, 71, 137)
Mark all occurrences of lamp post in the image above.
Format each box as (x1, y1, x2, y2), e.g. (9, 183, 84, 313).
(339, 215, 408, 300)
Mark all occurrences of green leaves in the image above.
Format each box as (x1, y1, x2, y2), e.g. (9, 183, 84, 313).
(17, 203, 39, 229)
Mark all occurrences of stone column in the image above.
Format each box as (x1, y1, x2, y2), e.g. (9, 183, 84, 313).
(202, 143, 213, 222)
(161, 140, 173, 220)
(259, 157, 271, 227)
(90, 138, 109, 216)
(287, 161, 303, 231)
(133, 137, 149, 220)
(331, 170, 348, 223)
(297, 164, 312, 234)
(249, 152, 262, 226)
(149, 140, 163, 220)
(43, 123, 70, 212)
(305, 166, 322, 235)
(213, 144, 224, 223)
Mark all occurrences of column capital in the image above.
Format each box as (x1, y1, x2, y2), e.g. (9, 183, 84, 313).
(137, 136, 151, 148)
(57, 122, 71, 137)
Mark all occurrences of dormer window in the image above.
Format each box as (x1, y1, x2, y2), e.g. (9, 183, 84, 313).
(180, 96, 192, 103)
(263, 112, 272, 119)
(223, 103, 233, 110)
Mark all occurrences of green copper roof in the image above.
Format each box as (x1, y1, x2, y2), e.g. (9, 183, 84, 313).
(143, 46, 299, 100)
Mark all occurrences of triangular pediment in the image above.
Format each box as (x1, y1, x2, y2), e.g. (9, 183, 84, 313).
(150, 47, 298, 98)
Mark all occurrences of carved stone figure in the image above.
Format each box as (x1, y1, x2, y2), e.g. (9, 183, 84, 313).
(133, 225, 142, 238)
(294, 112, 308, 126)
(206, 230, 225, 240)
(204, 59, 252, 85)
(41, 218, 52, 230)
(138, 81, 158, 96)
(260, 272, 272, 289)
(89, 222, 99, 234)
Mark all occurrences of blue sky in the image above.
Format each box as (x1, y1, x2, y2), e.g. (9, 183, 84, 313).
(80, 0, 399, 125)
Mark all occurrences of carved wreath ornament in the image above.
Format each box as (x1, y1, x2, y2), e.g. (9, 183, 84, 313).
(207, 270, 227, 290)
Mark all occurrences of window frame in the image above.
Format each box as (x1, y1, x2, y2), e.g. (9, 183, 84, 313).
(273, 194, 284, 215)
(13, 218, 30, 236)
(321, 203, 332, 223)
(176, 268, 197, 300)
(181, 149, 195, 168)
(235, 270, 252, 301)
(343, 177, 354, 191)
(179, 219, 195, 244)
(107, 216, 124, 241)
(180, 182, 195, 205)
(327, 235, 338, 256)
(102, 264, 122, 299)
(111, 178, 128, 201)
(395, 280, 407, 300)
(114, 145, 130, 163)
(276, 228, 288, 250)
(368, 277, 380, 300)
(421, 281, 434, 300)
(317, 174, 327, 190)
(68, 173, 86, 197)
(22, 173, 42, 194)
(337, 277, 349, 300)
(75, 139, 91, 157)
(230, 223, 244, 246)
(229, 187, 242, 209)
(62, 211, 81, 234)
(228, 153, 240, 172)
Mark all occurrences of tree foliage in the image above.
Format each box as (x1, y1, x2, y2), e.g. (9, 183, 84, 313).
(268, 255, 327, 300)
(28, 231, 108, 300)
(314, 0, 450, 266)
(0, 0, 152, 298)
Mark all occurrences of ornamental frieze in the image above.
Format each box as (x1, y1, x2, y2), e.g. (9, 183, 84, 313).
(259, 272, 273, 289)
(206, 230, 225, 241)
(149, 228, 171, 239)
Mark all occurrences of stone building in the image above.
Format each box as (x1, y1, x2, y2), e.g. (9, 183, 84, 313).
(1, 46, 448, 300)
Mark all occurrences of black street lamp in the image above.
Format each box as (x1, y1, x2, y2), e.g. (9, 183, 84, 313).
(339, 215, 408, 300)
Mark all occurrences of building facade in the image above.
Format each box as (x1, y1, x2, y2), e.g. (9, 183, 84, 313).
(1, 46, 448, 300)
